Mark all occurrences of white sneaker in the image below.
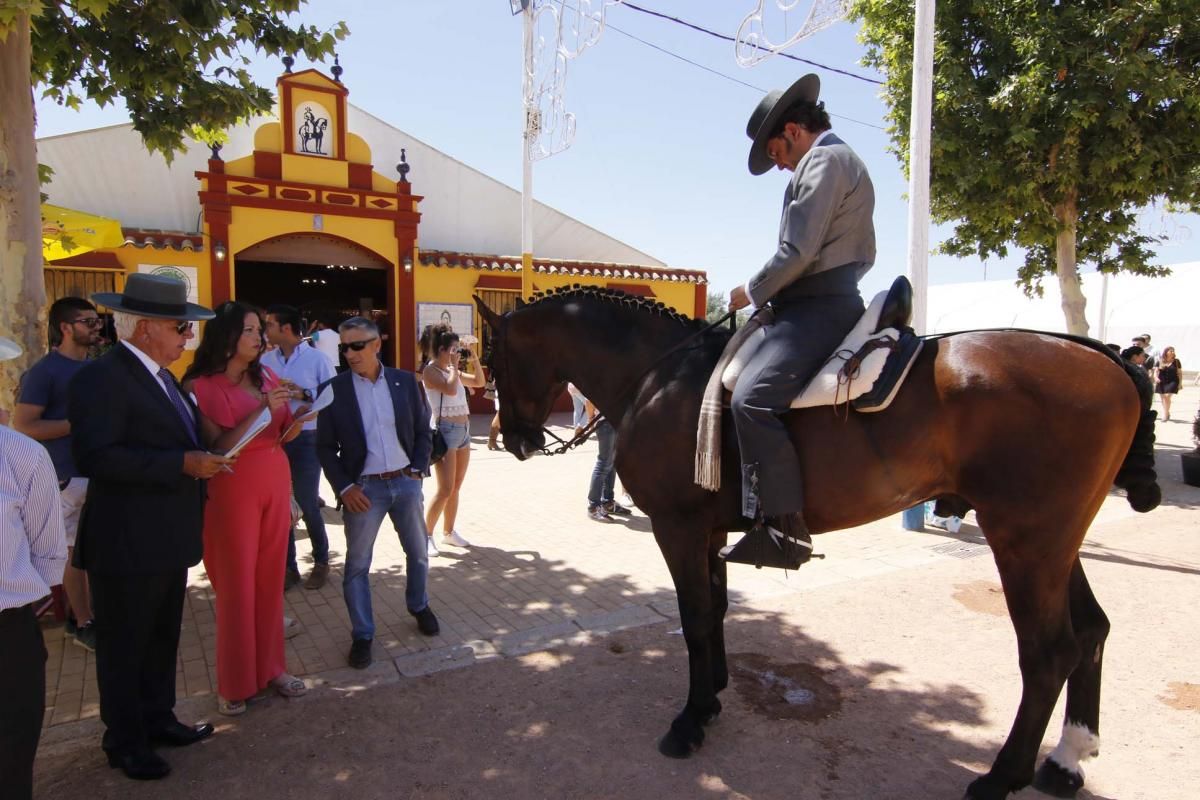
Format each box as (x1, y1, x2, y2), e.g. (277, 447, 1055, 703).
(283, 616, 302, 640)
(426, 537, 440, 557)
(441, 530, 471, 547)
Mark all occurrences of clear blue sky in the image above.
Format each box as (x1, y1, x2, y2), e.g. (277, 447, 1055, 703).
(32, 0, 1200, 299)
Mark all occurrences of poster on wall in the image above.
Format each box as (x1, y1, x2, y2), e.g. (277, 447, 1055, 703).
(416, 303, 474, 342)
(294, 101, 333, 157)
(138, 264, 201, 350)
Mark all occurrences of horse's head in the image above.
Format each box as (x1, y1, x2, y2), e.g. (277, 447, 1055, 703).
(475, 294, 563, 460)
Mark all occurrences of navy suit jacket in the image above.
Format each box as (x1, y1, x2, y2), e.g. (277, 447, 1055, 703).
(68, 344, 207, 574)
(316, 366, 433, 493)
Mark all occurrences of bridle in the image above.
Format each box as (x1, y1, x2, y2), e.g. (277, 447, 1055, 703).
(493, 308, 744, 457)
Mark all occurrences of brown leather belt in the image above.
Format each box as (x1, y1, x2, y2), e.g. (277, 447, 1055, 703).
(362, 470, 405, 481)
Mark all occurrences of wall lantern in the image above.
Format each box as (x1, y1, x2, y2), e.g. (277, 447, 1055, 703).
(213, 241, 227, 262)
(403, 255, 414, 273)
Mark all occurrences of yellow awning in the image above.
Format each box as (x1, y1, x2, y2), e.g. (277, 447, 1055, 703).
(42, 204, 124, 262)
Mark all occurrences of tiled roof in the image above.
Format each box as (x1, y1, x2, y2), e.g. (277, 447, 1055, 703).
(121, 228, 205, 252)
(418, 250, 706, 284)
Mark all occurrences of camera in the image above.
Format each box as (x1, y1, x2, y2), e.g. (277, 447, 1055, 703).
(459, 347, 472, 360)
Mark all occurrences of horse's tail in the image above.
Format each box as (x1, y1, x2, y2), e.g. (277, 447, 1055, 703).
(1113, 360, 1160, 512)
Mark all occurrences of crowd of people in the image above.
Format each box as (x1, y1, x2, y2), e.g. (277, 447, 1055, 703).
(1115, 333, 1185, 421)
(0, 274, 518, 791)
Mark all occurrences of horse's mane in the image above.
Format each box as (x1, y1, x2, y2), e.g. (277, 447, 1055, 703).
(526, 284, 705, 330)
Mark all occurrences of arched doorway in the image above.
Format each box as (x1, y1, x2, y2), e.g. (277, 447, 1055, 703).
(234, 233, 396, 366)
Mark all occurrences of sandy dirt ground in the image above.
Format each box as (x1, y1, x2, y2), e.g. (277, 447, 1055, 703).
(32, 398, 1199, 800)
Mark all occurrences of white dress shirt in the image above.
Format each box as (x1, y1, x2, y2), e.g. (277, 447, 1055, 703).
(0, 426, 68, 610)
(261, 341, 335, 432)
(121, 341, 195, 424)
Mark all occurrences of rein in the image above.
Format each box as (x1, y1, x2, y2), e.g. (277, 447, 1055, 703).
(519, 308, 743, 456)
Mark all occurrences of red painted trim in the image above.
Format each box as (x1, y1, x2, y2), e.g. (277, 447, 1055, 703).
(209, 218, 231, 304)
(348, 162, 373, 189)
(199, 191, 420, 223)
(607, 282, 655, 297)
(336, 93, 347, 161)
(325, 192, 356, 205)
(395, 240, 417, 371)
(282, 84, 294, 155)
(278, 188, 314, 201)
(693, 283, 707, 320)
(474, 275, 522, 290)
(197, 171, 422, 205)
(47, 252, 123, 269)
(235, 231, 394, 268)
(254, 151, 282, 180)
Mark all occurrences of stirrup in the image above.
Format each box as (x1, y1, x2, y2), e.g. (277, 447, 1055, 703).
(719, 517, 815, 570)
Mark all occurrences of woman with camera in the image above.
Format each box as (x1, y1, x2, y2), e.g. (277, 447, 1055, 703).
(419, 323, 486, 555)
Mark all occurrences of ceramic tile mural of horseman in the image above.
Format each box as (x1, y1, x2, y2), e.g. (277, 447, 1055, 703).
(298, 107, 329, 155)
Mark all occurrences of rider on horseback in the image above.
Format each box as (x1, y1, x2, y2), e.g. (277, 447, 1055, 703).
(722, 74, 877, 570)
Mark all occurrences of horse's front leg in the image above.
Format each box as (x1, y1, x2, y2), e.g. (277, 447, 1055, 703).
(652, 515, 723, 758)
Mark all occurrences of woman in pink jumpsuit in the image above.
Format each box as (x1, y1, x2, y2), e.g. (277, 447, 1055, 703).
(183, 302, 312, 715)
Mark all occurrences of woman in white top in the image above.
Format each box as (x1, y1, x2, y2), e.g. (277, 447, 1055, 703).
(419, 323, 486, 555)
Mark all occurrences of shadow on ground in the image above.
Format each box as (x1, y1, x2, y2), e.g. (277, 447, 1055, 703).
(33, 603, 1119, 800)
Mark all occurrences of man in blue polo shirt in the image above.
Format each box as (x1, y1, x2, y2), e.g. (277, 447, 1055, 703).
(14, 297, 103, 650)
(263, 304, 336, 590)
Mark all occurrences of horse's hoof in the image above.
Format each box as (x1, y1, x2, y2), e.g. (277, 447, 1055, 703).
(657, 718, 704, 759)
(702, 698, 722, 726)
(1032, 760, 1084, 799)
(962, 775, 1014, 800)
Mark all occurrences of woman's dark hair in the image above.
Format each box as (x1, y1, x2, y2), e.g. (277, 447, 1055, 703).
(770, 99, 832, 138)
(419, 322, 459, 366)
(183, 301, 266, 388)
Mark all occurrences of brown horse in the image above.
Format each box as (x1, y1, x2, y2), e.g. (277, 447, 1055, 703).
(475, 287, 1159, 800)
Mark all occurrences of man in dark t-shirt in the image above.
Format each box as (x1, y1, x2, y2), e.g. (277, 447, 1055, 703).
(13, 297, 103, 651)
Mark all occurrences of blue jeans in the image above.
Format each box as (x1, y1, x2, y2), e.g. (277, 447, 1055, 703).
(285, 431, 330, 570)
(341, 476, 429, 640)
(571, 394, 587, 429)
(587, 420, 616, 508)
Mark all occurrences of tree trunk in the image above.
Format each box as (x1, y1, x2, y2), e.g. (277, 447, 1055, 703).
(0, 14, 46, 410)
(1054, 193, 1089, 336)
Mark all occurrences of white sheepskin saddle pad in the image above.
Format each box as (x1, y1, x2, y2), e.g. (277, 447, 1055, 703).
(721, 290, 908, 411)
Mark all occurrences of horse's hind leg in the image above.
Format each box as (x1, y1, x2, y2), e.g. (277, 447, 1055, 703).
(652, 516, 723, 758)
(966, 535, 1081, 800)
(1033, 558, 1109, 799)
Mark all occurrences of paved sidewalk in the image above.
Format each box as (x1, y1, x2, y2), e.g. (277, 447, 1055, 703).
(41, 390, 1199, 735)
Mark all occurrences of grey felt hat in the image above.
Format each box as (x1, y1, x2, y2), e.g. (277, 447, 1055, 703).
(746, 73, 821, 175)
(93, 273, 215, 320)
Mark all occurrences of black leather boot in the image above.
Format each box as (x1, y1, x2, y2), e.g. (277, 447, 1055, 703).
(718, 512, 814, 570)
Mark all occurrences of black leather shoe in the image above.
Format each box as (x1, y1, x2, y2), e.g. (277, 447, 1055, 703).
(719, 512, 815, 570)
(149, 721, 214, 747)
(348, 637, 373, 669)
(412, 606, 440, 636)
(105, 747, 171, 780)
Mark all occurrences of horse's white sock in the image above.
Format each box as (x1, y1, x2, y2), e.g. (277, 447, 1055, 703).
(1047, 721, 1100, 776)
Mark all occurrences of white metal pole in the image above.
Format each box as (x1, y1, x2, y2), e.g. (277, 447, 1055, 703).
(1098, 271, 1109, 342)
(521, 3, 535, 299)
(905, 0, 935, 335)
(901, 0, 936, 532)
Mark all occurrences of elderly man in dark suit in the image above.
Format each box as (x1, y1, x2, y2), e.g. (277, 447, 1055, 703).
(317, 316, 439, 670)
(724, 74, 876, 570)
(69, 274, 232, 780)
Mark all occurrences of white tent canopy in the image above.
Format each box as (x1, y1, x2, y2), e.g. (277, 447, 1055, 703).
(36, 104, 664, 267)
(927, 262, 1200, 361)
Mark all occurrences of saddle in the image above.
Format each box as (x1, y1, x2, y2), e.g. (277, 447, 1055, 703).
(720, 276, 924, 413)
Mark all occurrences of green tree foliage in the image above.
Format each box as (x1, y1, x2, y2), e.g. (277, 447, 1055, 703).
(0, 0, 345, 400)
(851, 0, 1200, 333)
(28, 0, 347, 157)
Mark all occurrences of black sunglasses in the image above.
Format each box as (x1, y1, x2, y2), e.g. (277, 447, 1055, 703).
(338, 337, 378, 354)
(172, 321, 194, 335)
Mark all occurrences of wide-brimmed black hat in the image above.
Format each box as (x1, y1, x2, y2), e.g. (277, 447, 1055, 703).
(746, 73, 821, 176)
(93, 273, 215, 320)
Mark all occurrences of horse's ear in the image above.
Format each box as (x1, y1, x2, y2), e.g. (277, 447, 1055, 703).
(473, 294, 504, 332)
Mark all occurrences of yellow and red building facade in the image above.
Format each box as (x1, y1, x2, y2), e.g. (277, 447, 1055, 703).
(43, 68, 707, 378)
